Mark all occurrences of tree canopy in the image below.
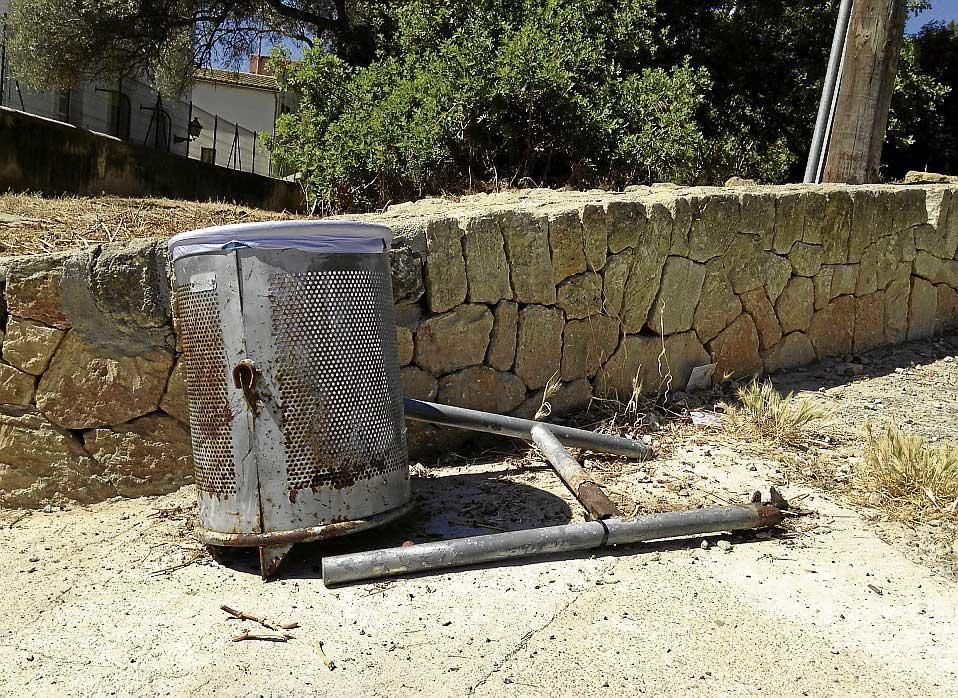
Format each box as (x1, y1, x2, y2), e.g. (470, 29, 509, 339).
(6, 0, 956, 212)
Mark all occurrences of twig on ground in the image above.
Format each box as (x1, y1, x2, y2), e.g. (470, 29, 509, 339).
(231, 630, 294, 643)
(315, 640, 336, 670)
(221, 605, 299, 631)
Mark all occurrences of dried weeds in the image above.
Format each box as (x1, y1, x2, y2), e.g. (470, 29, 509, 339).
(0, 192, 297, 256)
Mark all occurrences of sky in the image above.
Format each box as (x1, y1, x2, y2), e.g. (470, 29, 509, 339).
(908, 0, 958, 32)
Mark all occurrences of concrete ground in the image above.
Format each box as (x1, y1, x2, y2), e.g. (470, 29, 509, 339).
(1, 337, 957, 697)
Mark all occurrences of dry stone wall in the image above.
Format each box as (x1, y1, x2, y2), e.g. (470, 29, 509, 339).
(2, 183, 957, 507)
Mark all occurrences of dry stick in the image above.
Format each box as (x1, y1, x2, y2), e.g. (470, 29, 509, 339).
(315, 640, 336, 671)
(231, 630, 294, 643)
(221, 605, 300, 631)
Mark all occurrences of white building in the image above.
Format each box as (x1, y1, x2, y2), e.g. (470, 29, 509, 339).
(188, 57, 298, 176)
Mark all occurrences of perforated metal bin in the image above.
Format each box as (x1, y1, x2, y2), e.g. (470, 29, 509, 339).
(168, 221, 411, 577)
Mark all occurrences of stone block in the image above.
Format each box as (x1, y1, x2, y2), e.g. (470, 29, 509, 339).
(937, 284, 958, 333)
(561, 316, 620, 380)
(801, 190, 826, 244)
(34, 332, 173, 429)
(595, 331, 708, 399)
(740, 288, 782, 350)
(2, 318, 64, 375)
(0, 364, 35, 406)
(515, 305, 565, 390)
(668, 197, 694, 256)
(762, 332, 816, 374)
(499, 210, 556, 304)
(808, 296, 855, 358)
(423, 218, 467, 313)
(513, 378, 593, 420)
(557, 272, 603, 320)
(621, 217, 671, 333)
(772, 191, 805, 254)
(788, 242, 823, 277)
(389, 247, 424, 304)
(460, 214, 512, 304)
(159, 358, 189, 424)
(0, 405, 104, 507)
(549, 209, 588, 285)
(914, 250, 958, 287)
(689, 195, 739, 262)
(648, 256, 706, 335)
(692, 259, 742, 343)
(708, 314, 762, 382)
(884, 269, 911, 345)
(606, 200, 647, 253)
(580, 203, 608, 271)
(775, 276, 814, 334)
(396, 326, 414, 366)
(601, 252, 632, 318)
(854, 292, 886, 354)
(3, 252, 77, 329)
(722, 233, 765, 294)
(822, 190, 853, 264)
(401, 366, 438, 401)
(486, 300, 519, 371)
(437, 366, 527, 414)
(907, 277, 938, 341)
(739, 192, 775, 244)
(414, 304, 493, 376)
(849, 190, 879, 263)
(83, 414, 192, 497)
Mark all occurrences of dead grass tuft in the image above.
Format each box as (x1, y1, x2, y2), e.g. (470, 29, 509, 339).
(857, 424, 958, 524)
(719, 380, 826, 445)
(0, 192, 297, 256)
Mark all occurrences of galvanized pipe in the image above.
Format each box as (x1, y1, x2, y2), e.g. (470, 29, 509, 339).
(322, 503, 782, 585)
(804, 0, 854, 183)
(403, 398, 651, 460)
(530, 424, 622, 520)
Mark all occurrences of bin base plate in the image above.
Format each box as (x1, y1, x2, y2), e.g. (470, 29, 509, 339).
(195, 501, 414, 579)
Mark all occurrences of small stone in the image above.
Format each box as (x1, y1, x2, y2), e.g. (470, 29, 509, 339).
(716, 540, 732, 552)
(396, 326, 414, 366)
(700, 540, 709, 550)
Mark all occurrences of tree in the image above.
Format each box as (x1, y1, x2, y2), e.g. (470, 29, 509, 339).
(886, 21, 958, 177)
(4, 0, 375, 94)
(269, 0, 714, 212)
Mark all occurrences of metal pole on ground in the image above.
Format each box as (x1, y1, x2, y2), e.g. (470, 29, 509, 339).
(530, 424, 621, 520)
(403, 398, 651, 460)
(322, 502, 784, 585)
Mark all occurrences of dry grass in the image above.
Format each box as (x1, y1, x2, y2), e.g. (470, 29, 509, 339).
(0, 192, 297, 256)
(857, 424, 958, 524)
(719, 380, 826, 445)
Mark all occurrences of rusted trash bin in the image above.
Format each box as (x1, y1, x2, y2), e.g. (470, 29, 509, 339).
(168, 221, 410, 577)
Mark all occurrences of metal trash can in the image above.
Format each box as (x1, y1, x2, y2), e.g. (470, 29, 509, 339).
(168, 221, 411, 577)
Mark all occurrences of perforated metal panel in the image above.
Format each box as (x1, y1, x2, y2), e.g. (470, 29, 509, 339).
(173, 285, 236, 495)
(269, 269, 407, 494)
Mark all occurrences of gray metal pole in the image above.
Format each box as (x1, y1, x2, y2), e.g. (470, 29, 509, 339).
(322, 503, 783, 585)
(403, 398, 651, 460)
(530, 424, 621, 520)
(804, 0, 854, 183)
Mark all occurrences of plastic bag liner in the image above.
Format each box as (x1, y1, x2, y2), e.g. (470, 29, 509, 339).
(168, 220, 392, 261)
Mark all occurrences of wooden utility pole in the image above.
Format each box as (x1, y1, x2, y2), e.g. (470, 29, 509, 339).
(822, 0, 908, 184)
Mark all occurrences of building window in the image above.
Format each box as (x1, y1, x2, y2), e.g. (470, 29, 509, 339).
(201, 147, 216, 165)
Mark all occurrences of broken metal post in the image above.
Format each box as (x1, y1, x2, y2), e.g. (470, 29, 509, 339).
(322, 502, 783, 586)
(530, 424, 621, 520)
(403, 398, 651, 460)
